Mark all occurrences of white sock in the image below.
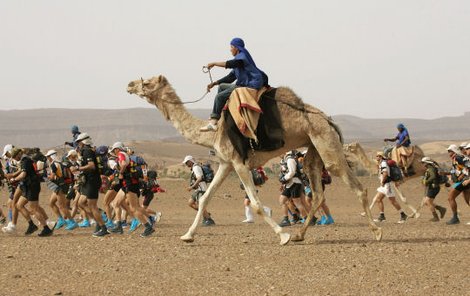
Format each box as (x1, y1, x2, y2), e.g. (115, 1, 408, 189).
(245, 206, 254, 221)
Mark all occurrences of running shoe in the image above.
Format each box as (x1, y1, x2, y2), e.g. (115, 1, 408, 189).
(242, 218, 254, 223)
(55, 217, 66, 230)
(279, 217, 291, 227)
(2, 222, 16, 234)
(65, 220, 78, 231)
(78, 219, 90, 228)
(121, 220, 128, 228)
(374, 214, 386, 222)
(105, 219, 115, 229)
(446, 216, 460, 225)
(155, 212, 162, 224)
(93, 226, 110, 237)
(129, 218, 141, 233)
(436, 206, 447, 219)
(317, 216, 327, 225)
(325, 215, 335, 225)
(25, 223, 39, 235)
(38, 226, 53, 237)
(397, 212, 408, 224)
(140, 226, 155, 237)
(108, 224, 123, 234)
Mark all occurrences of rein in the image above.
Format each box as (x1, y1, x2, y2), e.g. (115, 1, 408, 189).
(141, 66, 214, 105)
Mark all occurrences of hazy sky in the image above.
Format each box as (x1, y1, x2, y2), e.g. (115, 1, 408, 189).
(1, 1, 469, 119)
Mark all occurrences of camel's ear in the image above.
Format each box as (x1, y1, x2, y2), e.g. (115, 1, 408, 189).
(156, 75, 167, 85)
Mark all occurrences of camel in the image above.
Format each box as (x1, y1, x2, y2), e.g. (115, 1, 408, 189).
(344, 142, 426, 217)
(127, 75, 382, 245)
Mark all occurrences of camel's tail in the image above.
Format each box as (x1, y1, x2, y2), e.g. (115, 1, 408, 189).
(327, 117, 344, 144)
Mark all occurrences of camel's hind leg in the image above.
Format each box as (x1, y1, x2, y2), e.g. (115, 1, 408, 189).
(309, 130, 382, 241)
(392, 183, 419, 218)
(232, 161, 290, 245)
(180, 161, 233, 243)
(291, 145, 324, 242)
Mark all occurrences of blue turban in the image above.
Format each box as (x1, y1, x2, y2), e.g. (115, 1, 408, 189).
(230, 37, 258, 68)
(71, 125, 79, 134)
(397, 123, 405, 129)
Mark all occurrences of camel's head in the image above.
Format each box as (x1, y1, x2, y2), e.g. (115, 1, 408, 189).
(127, 75, 170, 105)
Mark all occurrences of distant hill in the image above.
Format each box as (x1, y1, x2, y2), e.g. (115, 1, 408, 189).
(0, 108, 469, 149)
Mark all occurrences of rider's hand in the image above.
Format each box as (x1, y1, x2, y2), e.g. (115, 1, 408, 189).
(207, 82, 216, 92)
(207, 63, 216, 70)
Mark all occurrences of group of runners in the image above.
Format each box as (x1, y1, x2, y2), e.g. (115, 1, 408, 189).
(1, 123, 469, 239)
(0, 126, 161, 237)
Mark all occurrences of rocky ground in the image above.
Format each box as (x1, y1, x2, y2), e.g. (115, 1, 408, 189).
(1, 176, 470, 295)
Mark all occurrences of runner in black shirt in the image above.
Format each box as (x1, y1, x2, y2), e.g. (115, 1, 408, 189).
(75, 133, 108, 237)
(10, 148, 53, 236)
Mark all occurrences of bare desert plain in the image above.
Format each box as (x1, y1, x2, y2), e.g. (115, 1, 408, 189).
(1, 141, 470, 296)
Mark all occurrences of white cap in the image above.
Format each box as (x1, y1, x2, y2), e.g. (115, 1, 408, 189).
(45, 150, 57, 157)
(2, 144, 13, 157)
(459, 142, 467, 148)
(447, 144, 461, 155)
(76, 132, 93, 146)
(465, 143, 470, 150)
(421, 156, 434, 165)
(111, 141, 125, 151)
(66, 150, 77, 158)
(182, 155, 194, 164)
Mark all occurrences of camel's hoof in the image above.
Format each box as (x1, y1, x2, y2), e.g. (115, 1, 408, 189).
(413, 212, 421, 219)
(279, 232, 291, 245)
(373, 227, 383, 241)
(290, 233, 304, 242)
(180, 234, 194, 243)
(360, 212, 366, 217)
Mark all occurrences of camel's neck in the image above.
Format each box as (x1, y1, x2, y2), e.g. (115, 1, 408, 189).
(156, 87, 215, 148)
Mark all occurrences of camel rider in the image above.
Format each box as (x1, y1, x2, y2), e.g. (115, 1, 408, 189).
(384, 123, 412, 175)
(65, 125, 81, 149)
(201, 37, 269, 132)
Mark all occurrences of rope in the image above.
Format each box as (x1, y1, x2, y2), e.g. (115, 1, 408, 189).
(142, 66, 214, 105)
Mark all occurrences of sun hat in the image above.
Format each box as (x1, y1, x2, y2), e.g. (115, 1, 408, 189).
(182, 155, 194, 164)
(111, 142, 124, 151)
(10, 147, 22, 158)
(421, 156, 434, 165)
(447, 144, 460, 155)
(76, 132, 93, 146)
(66, 150, 78, 158)
(464, 143, 470, 150)
(459, 142, 467, 149)
(2, 144, 13, 157)
(376, 151, 385, 158)
(45, 150, 57, 158)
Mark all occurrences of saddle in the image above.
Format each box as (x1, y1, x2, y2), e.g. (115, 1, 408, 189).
(223, 87, 284, 162)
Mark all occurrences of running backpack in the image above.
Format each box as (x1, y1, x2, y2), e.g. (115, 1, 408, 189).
(129, 155, 147, 179)
(251, 168, 267, 186)
(386, 159, 403, 182)
(201, 163, 214, 183)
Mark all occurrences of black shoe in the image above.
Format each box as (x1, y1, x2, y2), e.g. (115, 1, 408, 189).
(108, 225, 123, 234)
(308, 216, 318, 226)
(374, 214, 386, 222)
(446, 216, 460, 225)
(436, 206, 447, 219)
(38, 226, 53, 237)
(140, 226, 155, 237)
(25, 223, 39, 235)
(203, 217, 216, 226)
(94, 224, 100, 233)
(279, 217, 291, 227)
(93, 226, 109, 237)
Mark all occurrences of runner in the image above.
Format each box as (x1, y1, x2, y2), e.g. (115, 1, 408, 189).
(10, 148, 53, 236)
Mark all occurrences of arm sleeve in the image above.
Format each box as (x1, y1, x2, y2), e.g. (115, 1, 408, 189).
(216, 71, 237, 85)
(192, 165, 204, 180)
(225, 59, 244, 69)
(284, 158, 297, 181)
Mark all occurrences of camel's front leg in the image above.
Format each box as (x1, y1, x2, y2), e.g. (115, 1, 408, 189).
(233, 162, 290, 245)
(180, 162, 233, 243)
